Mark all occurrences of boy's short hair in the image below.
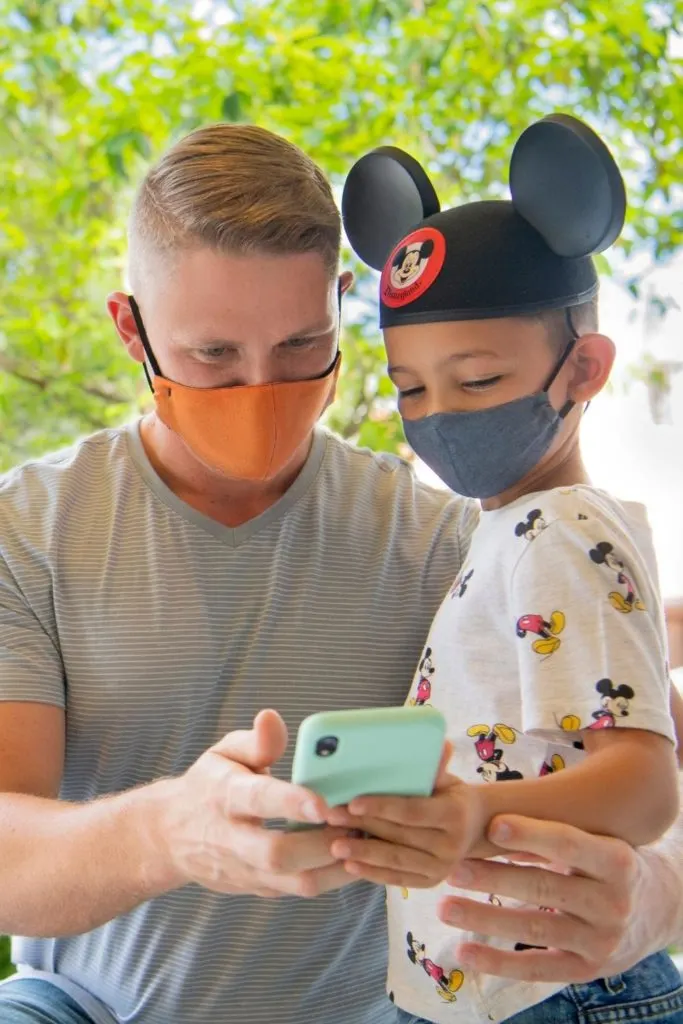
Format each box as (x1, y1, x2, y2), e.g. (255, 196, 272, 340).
(534, 296, 599, 350)
(128, 123, 341, 290)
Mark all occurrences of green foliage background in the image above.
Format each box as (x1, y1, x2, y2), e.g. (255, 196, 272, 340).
(0, 0, 681, 974)
(1, 0, 682, 471)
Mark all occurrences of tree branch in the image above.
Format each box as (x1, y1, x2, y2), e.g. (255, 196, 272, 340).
(0, 355, 130, 405)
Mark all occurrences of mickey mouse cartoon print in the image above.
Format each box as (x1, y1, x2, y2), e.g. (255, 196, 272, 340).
(449, 568, 474, 599)
(589, 677, 635, 729)
(408, 646, 435, 706)
(391, 239, 434, 288)
(539, 753, 565, 776)
(516, 610, 566, 657)
(405, 932, 464, 1004)
(515, 509, 547, 542)
(589, 542, 646, 613)
(559, 679, 636, 733)
(467, 722, 524, 782)
(381, 227, 446, 308)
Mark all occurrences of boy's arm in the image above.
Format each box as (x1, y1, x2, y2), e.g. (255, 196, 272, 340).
(327, 731, 679, 880)
(476, 684, 683, 846)
(474, 727, 679, 851)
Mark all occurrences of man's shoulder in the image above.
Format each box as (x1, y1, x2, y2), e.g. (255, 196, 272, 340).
(321, 429, 474, 519)
(0, 426, 133, 524)
(321, 430, 479, 557)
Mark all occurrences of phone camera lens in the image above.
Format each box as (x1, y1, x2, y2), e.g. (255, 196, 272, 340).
(315, 735, 338, 757)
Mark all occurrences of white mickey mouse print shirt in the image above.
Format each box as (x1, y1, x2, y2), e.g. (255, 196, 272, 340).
(387, 485, 675, 1024)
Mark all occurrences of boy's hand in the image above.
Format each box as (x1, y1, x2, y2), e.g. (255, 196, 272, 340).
(326, 774, 488, 888)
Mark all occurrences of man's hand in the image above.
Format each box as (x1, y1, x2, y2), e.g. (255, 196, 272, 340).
(326, 771, 487, 888)
(438, 814, 664, 983)
(154, 709, 351, 899)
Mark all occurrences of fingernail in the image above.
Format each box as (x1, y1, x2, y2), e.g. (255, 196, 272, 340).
(489, 821, 512, 842)
(450, 863, 473, 885)
(303, 800, 324, 823)
(334, 842, 351, 858)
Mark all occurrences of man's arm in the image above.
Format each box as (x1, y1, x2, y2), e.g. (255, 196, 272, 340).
(0, 702, 176, 936)
(0, 704, 348, 937)
(437, 797, 683, 982)
(0, 784, 176, 936)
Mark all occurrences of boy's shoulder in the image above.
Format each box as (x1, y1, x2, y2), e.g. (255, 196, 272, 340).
(501, 485, 649, 538)
(474, 485, 653, 580)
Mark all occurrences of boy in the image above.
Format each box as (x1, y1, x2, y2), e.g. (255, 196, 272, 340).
(330, 115, 683, 1023)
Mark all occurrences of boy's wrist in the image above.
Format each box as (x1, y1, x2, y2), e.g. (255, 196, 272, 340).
(460, 782, 492, 860)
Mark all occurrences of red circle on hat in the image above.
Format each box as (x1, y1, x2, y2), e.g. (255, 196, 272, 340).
(380, 227, 446, 308)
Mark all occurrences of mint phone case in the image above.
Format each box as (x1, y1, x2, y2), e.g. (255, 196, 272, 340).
(291, 706, 447, 808)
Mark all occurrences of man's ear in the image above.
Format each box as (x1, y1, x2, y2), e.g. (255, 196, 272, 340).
(106, 292, 145, 364)
(566, 333, 616, 404)
(339, 270, 354, 296)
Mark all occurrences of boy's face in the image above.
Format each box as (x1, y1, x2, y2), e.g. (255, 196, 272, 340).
(384, 317, 566, 422)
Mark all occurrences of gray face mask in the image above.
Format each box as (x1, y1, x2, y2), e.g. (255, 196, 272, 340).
(402, 339, 576, 500)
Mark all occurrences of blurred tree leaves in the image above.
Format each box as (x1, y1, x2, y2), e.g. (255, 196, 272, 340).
(1, 0, 682, 469)
(0, 935, 10, 978)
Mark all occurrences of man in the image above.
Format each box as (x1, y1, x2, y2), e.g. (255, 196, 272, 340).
(0, 123, 681, 1024)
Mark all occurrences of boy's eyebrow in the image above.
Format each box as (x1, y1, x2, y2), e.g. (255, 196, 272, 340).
(388, 349, 502, 375)
(442, 349, 502, 365)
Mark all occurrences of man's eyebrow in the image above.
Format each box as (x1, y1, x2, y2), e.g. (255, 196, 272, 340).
(277, 321, 336, 343)
(173, 321, 336, 350)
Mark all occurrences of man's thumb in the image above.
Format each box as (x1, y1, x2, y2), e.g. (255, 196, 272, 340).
(212, 709, 288, 771)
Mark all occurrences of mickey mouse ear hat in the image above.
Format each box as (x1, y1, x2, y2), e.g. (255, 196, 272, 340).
(342, 113, 626, 328)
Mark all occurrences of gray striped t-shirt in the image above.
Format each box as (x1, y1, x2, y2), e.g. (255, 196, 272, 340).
(0, 423, 475, 1024)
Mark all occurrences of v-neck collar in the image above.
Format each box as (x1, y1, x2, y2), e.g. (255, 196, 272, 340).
(124, 420, 328, 548)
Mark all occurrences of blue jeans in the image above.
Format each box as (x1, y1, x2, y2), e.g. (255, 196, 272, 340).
(0, 980, 95, 1023)
(396, 950, 683, 1023)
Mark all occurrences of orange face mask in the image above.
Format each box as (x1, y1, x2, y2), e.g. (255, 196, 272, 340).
(128, 297, 341, 481)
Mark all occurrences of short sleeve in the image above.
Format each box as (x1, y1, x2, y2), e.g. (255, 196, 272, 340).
(510, 512, 674, 746)
(0, 553, 65, 707)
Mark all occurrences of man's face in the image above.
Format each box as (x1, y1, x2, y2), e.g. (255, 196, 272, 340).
(114, 248, 344, 389)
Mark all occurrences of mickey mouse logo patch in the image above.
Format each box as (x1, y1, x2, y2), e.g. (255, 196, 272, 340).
(381, 227, 446, 308)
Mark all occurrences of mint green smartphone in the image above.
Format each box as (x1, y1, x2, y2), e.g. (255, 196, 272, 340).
(291, 706, 446, 813)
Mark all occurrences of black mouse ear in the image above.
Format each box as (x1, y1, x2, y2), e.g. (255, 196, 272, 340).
(509, 114, 626, 259)
(342, 146, 440, 271)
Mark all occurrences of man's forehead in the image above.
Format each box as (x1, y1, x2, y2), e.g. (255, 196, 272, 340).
(143, 250, 337, 338)
(168, 317, 337, 350)
(137, 246, 335, 305)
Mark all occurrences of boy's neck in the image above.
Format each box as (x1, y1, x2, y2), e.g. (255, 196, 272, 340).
(481, 444, 590, 511)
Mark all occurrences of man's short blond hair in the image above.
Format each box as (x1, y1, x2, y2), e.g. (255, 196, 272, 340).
(128, 123, 341, 289)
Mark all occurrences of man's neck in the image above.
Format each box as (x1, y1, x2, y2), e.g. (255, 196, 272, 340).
(139, 414, 314, 528)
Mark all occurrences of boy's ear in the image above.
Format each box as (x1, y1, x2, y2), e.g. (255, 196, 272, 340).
(566, 332, 615, 404)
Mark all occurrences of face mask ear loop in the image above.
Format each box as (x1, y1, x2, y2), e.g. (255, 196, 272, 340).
(311, 277, 344, 379)
(128, 295, 162, 393)
(332, 276, 343, 363)
(543, 307, 581, 420)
